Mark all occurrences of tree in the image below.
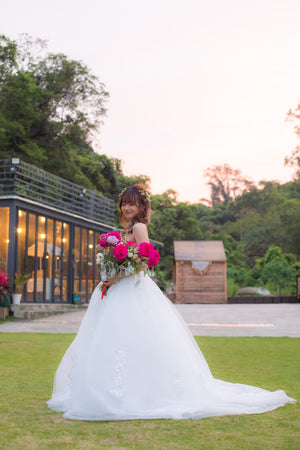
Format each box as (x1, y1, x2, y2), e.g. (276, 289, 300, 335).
(148, 190, 203, 280)
(203, 164, 255, 206)
(255, 246, 300, 295)
(285, 146, 300, 178)
(285, 103, 300, 178)
(0, 34, 114, 191)
(0, 35, 17, 83)
(0, 34, 153, 202)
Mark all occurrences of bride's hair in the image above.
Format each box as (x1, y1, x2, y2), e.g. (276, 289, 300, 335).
(119, 184, 152, 229)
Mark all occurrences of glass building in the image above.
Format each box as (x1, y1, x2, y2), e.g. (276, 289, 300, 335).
(0, 158, 115, 303)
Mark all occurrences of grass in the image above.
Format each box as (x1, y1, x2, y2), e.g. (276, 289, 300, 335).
(0, 334, 299, 450)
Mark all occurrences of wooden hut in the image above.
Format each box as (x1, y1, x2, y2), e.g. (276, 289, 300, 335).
(173, 241, 227, 303)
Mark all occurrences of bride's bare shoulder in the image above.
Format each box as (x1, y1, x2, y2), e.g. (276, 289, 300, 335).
(132, 222, 147, 231)
(132, 222, 149, 243)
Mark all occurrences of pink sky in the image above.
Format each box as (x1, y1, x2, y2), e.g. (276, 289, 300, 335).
(2, 0, 300, 202)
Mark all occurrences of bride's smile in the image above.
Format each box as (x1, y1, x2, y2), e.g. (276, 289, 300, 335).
(121, 203, 139, 220)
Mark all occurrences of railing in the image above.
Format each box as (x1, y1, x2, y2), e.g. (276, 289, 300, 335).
(0, 158, 115, 226)
(228, 296, 298, 303)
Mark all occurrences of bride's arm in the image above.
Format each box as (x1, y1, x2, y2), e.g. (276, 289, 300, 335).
(132, 223, 149, 244)
(104, 223, 149, 286)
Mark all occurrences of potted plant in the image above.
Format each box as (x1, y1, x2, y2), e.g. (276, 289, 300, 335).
(13, 273, 31, 305)
(73, 291, 84, 305)
(0, 270, 11, 319)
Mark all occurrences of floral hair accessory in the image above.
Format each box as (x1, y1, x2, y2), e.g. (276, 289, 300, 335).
(138, 189, 151, 202)
(119, 187, 127, 198)
(119, 186, 151, 203)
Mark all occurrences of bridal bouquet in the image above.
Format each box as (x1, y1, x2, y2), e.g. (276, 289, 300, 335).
(96, 231, 160, 298)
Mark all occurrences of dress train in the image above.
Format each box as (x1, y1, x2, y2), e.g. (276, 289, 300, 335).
(47, 274, 295, 421)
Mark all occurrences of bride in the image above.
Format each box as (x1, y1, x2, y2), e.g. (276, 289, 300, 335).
(47, 184, 295, 421)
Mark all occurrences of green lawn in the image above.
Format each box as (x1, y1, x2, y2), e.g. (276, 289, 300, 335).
(0, 334, 299, 450)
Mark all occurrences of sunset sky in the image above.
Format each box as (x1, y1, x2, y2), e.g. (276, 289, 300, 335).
(2, 0, 300, 202)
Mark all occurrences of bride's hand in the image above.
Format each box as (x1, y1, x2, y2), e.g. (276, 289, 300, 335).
(103, 274, 118, 287)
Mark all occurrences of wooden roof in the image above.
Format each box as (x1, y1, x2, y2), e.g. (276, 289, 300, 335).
(174, 241, 226, 262)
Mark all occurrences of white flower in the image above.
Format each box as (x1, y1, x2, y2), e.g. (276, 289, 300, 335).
(101, 272, 108, 281)
(128, 252, 133, 258)
(125, 263, 135, 276)
(110, 268, 117, 277)
(107, 236, 119, 245)
(96, 253, 104, 264)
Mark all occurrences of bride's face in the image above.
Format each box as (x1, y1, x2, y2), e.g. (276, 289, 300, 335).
(121, 201, 139, 221)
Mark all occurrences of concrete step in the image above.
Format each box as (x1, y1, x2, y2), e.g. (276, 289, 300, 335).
(11, 303, 88, 320)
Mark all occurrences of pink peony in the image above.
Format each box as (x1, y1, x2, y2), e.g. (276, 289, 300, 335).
(107, 231, 121, 242)
(126, 240, 136, 247)
(148, 249, 160, 268)
(0, 270, 10, 292)
(113, 244, 128, 261)
(138, 242, 154, 258)
(98, 233, 109, 247)
(98, 239, 108, 247)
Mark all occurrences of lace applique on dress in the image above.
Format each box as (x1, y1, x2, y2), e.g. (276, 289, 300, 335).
(109, 350, 127, 399)
(174, 376, 184, 394)
(66, 343, 76, 391)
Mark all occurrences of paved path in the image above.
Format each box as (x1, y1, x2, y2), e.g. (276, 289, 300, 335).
(0, 304, 299, 337)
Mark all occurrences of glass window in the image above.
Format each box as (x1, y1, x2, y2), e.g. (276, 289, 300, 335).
(81, 228, 88, 298)
(88, 230, 95, 296)
(53, 221, 62, 301)
(52, 220, 69, 303)
(27, 213, 37, 301)
(62, 223, 70, 302)
(46, 218, 54, 301)
(37, 215, 47, 302)
(73, 226, 98, 302)
(0, 207, 9, 272)
(74, 226, 81, 295)
(93, 231, 99, 290)
(16, 210, 27, 295)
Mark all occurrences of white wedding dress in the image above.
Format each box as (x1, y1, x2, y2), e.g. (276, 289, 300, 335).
(47, 273, 295, 421)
